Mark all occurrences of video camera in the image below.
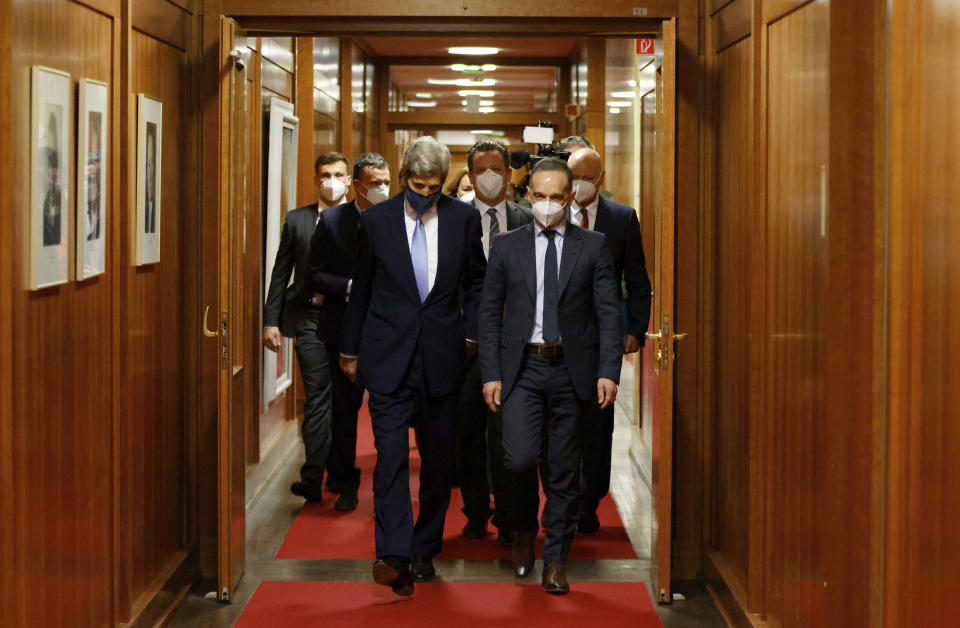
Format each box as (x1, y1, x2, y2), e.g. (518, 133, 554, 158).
(509, 121, 570, 197)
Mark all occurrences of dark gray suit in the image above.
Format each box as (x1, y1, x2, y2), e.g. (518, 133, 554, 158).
(263, 202, 335, 492)
(479, 221, 622, 563)
(456, 200, 533, 532)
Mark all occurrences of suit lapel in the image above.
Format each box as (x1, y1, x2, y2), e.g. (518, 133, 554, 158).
(387, 198, 421, 302)
(594, 198, 610, 234)
(506, 202, 523, 230)
(558, 222, 583, 298)
(429, 199, 456, 303)
(515, 223, 537, 301)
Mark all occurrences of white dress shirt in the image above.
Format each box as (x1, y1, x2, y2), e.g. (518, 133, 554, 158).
(570, 197, 598, 231)
(528, 222, 565, 344)
(475, 199, 507, 259)
(403, 196, 439, 293)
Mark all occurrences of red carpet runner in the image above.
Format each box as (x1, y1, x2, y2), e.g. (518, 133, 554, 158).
(276, 401, 638, 560)
(235, 581, 662, 628)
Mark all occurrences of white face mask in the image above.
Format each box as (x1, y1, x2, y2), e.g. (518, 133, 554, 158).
(458, 190, 476, 203)
(573, 179, 597, 206)
(320, 178, 347, 203)
(474, 169, 505, 200)
(359, 183, 390, 207)
(531, 201, 566, 227)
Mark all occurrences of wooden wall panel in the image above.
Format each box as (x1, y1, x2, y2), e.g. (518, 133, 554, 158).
(712, 33, 752, 593)
(886, 1, 960, 626)
(764, 2, 828, 626)
(8, 2, 115, 625)
(117, 29, 189, 620)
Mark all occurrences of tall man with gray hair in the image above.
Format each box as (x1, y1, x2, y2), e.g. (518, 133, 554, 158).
(340, 136, 486, 596)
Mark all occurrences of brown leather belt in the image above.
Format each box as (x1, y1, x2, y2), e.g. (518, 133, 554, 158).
(527, 343, 564, 360)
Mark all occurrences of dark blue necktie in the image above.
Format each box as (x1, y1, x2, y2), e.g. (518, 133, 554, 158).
(542, 229, 559, 342)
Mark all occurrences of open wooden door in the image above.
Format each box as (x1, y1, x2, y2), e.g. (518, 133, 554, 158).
(641, 17, 681, 604)
(215, 16, 249, 601)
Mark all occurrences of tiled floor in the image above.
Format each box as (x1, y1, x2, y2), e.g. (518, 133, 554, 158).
(167, 406, 725, 627)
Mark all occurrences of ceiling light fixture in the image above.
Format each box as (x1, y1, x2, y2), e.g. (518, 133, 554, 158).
(478, 107, 496, 113)
(415, 92, 433, 99)
(609, 107, 621, 114)
(606, 101, 632, 107)
(459, 90, 496, 97)
(448, 46, 500, 56)
(470, 129, 495, 134)
(428, 78, 496, 87)
(407, 101, 437, 107)
(610, 91, 636, 99)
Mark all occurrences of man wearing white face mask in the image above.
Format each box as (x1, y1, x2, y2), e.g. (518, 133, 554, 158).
(455, 141, 533, 543)
(264, 151, 352, 505)
(478, 158, 622, 594)
(306, 153, 391, 511)
(566, 147, 652, 535)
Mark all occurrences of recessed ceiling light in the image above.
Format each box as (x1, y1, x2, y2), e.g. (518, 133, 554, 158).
(482, 64, 497, 72)
(470, 129, 495, 134)
(478, 107, 496, 113)
(415, 92, 433, 99)
(609, 107, 621, 114)
(449, 46, 500, 56)
(459, 90, 496, 97)
(606, 101, 632, 107)
(610, 91, 636, 99)
(428, 78, 496, 87)
(407, 101, 437, 108)
(627, 79, 637, 87)
(464, 99, 496, 107)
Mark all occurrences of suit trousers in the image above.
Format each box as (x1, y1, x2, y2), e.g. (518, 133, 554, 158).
(294, 317, 334, 489)
(578, 402, 616, 513)
(454, 355, 512, 529)
(324, 339, 365, 490)
(501, 354, 584, 563)
(368, 347, 458, 560)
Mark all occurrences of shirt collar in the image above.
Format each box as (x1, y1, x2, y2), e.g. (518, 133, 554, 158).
(534, 220, 567, 237)
(573, 196, 599, 216)
(475, 198, 507, 215)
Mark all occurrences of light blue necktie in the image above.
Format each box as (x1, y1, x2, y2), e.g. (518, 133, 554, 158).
(411, 210, 429, 302)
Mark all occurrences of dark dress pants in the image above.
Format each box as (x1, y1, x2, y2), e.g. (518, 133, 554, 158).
(454, 355, 512, 530)
(501, 354, 584, 564)
(368, 347, 458, 560)
(578, 402, 615, 513)
(294, 316, 334, 489)
(325, 340, 365, 490)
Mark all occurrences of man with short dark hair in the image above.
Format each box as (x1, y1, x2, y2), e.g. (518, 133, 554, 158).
(340, 136, 486, 596)
(479, 157, 622, 594)
(456, 140, 533, 543)
(263, 151, 351, 504)
(306, 153, 391, 511)
(557, 135, 594, 152)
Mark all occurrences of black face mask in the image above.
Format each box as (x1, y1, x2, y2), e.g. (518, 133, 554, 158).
(405, 187, 441, 215)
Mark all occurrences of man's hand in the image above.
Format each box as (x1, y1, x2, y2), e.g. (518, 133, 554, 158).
(262, 327, 282, 352)
(482, 381, 502, 413)
(597, 378, 618, 409)
(340, 355, 358, 383)
(624, 333, 641, 354)
(465, 340, 478, 359)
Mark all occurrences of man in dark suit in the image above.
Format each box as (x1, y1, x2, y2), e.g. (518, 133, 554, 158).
(456, 140, 533, 543)
(339, 136, 486, 596)
(263, 151, 352, 504)
(306, 153, 391, 511)
(566, 147, 652, 533)
(479, 158, 622, 594)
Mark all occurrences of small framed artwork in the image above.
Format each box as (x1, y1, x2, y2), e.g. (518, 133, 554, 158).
(77, 79, 108, 279)
(29, 66, 72, 290)
(135, 94, 162, 266)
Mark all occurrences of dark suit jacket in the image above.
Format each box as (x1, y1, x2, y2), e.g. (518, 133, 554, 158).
(593, 197, 653, 340)
(306, 201, 361, 345)
(263, 203, 320, 337)
(478, 221, 623, 402)
(340, 193, 487, 397)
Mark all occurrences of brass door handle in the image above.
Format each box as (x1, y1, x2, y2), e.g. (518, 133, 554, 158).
(203, 306, 219, 338)
(645, 331, 662, 341)
(674, 332, 688, 341)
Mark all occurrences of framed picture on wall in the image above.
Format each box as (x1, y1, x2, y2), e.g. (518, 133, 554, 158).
(29, 66, 72, 290)
(76, 79, 108, 280)
(134, 94, 162, 266)
(262, 96, 299, 411)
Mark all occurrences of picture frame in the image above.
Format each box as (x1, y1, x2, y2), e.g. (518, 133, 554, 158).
(135, 94, 162, 266)
(29, 66, 72, 290)
(262, 97, 299, 410)
(76, 79, 108, 280)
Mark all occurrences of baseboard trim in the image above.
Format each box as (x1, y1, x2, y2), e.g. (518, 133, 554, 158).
(122, 549, 195, 628)
(245, 418, 300, 510)
(701, 549, 765, 628)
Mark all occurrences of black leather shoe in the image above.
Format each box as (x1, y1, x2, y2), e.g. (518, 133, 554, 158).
(463, 518, 488, 539)
(325, 477, 342, 494)
(334, 488, 358, 512)
(542, 561, 570, 595)
(577, 509, 601, 534)
(497, 528, 514, 545)
(512, 530, 536, 577)
(410, 555, 436, 582)
(290, 481, 322, 502)
(373, 560, 414, 596)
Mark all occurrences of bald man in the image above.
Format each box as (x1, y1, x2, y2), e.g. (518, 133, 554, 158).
(566, 147, 652, 533)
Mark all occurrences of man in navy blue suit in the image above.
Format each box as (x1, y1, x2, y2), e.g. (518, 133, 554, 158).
(306, 153, 392, 512)
(339, 136, 486, 596)
(565, 146, 652, 533)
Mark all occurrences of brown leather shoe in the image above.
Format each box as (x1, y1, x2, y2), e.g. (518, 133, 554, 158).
(512, 530, 536, 577)
(541, 561, 570, 595)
